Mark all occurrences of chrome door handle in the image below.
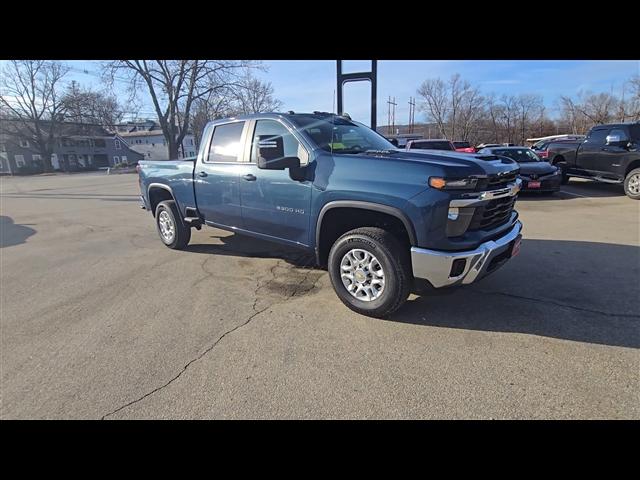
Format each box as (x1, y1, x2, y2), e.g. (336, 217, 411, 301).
(198, 171, 208, 177)
(243, 174, 257, 181)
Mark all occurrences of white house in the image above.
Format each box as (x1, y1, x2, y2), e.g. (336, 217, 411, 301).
(118, 120, 197, 161)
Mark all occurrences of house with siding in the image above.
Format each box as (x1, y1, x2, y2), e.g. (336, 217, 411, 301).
(117, 120, 196, 161)
(0, 122, 143, 175)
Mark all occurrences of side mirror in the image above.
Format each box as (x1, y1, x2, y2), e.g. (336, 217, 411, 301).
(257, 135, 300, 170)
(605, 134, 621, 145)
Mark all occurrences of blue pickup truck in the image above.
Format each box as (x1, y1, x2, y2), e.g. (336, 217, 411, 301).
(138, 112, 523, 317)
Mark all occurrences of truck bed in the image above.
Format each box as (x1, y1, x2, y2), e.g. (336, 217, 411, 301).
(138, 159, 196, 216)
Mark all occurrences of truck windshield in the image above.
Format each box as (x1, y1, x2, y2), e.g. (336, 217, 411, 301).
(492, 149, 541, 163)
(289, 115, 395, 153)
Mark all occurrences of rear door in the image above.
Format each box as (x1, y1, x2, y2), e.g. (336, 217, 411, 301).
(194, 120, 247, 227)
(577, 127, 610, 172)
(237, 118, 313, 247)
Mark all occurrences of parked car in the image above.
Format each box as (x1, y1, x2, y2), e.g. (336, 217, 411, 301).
(532, 136, 585, 160)
(476, 143, 502, 150)
(387, 134, 423, 149)
(406, 139, 456, 151)
(477, 146, 561, 193)
(138, 112, 523, 317)
(545, 122, 640, 199)
(453, 141, 476, 153)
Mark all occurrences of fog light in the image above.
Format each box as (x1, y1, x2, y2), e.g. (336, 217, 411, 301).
(448, 207, 459, 220)
(450, 258, 467, 277)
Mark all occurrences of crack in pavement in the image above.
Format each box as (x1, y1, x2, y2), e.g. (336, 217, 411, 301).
(101, 259, 322, 420)
(475, 289, 640, 318)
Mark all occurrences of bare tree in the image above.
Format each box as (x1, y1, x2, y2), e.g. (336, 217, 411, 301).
(61, 81, 123, 128)
(103, 60, 255, 159)
(516, 94, 544, 144)
(232, 76, 282, 115)
(0, 60, 69, 171)
(190, 90, 236, 148)
(417, 77, 448, 138)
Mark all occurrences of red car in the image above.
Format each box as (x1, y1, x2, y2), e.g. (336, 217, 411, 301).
(452, 141, 476, 153)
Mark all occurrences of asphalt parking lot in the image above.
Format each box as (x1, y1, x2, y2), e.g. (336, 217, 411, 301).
(1, 172, 638, 419)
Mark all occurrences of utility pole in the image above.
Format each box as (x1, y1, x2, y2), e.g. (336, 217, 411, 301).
(408, 97, 416, 133)
(390, 97, 397, 135)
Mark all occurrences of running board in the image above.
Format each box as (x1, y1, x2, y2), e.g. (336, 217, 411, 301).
(593, 176, 622, 184)
(568, 173, 622, 184)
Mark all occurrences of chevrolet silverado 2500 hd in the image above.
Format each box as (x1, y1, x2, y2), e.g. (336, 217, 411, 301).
(138, 112, 523, 317)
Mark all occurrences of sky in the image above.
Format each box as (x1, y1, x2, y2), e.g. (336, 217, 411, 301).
(3, 60, 639, 126)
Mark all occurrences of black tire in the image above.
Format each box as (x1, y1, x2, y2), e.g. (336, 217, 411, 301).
(155, 200, 191, 249)
(554, 162, 570, 185)
(623, 168, 640, 200)
(327, 227, 412, 318)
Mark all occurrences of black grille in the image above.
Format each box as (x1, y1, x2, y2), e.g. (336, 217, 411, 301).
(468, 195, 517, 231)
(485, 171, 518, 190)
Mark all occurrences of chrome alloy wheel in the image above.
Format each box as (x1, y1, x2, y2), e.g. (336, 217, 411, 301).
(158, 210, 175, 243)
(340, 249, 385, 301)
(628, 173, 640, 195)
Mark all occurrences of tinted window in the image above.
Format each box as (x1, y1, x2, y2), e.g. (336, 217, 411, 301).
(608, 128, 629, 142)
(207, 122, 245, 162)
(453, 141, 470, 148)
(586, 128, 610, 144)
(411, 141, 454, 151)
(250, 120, 302, 163)
(630, 125, 640, 141)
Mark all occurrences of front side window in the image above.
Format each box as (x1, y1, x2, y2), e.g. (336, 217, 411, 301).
(207, 122, 245, 163)
(250, 120, 306, 164)
(608, 128, 629, 142)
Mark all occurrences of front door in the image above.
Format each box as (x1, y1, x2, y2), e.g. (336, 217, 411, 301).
(238, 119, 313, 247)
(194, 121, 246, 228)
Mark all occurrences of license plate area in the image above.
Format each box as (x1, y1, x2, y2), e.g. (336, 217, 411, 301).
(528, 181, 541, 188)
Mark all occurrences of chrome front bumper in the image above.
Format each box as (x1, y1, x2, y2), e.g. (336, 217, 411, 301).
(411, 221, 522, 288)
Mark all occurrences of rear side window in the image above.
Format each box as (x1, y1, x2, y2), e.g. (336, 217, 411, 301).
(586, 128, 609, 144)
(630, 125, 640, 141)
(207, 122, 245, 163)
(411, 141, 454, 150)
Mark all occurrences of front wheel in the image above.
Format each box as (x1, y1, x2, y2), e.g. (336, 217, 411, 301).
(623, 168, 640, 200)
(155, 200, 191, 249)
(327, 227, 412, 318)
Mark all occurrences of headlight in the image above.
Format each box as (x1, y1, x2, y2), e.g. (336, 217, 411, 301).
(429, 177, 478, 190)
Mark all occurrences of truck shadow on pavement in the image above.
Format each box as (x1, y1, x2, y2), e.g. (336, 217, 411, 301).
(184, 232, 638, 348)
(185, 233, 317, 268)
(0, 216, 37, 248)
(391, 239, 640, 349)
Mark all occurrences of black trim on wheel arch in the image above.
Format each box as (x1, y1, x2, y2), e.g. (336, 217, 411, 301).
(147, 183, 185, 224)
(316, 201, 417, 249)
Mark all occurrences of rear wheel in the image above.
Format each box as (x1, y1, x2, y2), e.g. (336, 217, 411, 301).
(327, 227, 411, 318)
(623, 168, 640, 200)
(155, 200, 191, 249)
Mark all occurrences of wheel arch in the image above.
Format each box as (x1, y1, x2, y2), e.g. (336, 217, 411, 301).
(148, 183, 176, 217)
(315, 201, 417, 266)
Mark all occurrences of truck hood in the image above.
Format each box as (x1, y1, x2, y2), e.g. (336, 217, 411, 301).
(352, 149, 520, 178)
